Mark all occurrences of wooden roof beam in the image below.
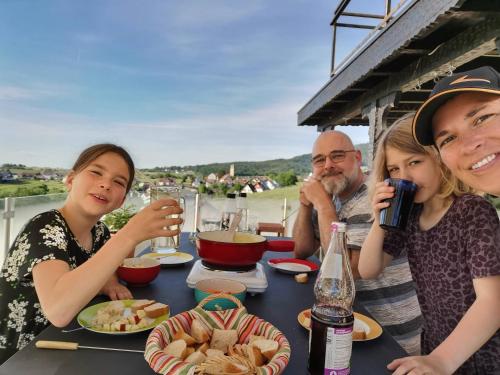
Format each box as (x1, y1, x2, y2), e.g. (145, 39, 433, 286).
(311, 16, 500, 128)
(400, 48, 431, 54)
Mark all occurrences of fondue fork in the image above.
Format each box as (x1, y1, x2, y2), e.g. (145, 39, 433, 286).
(35, 340, 144, 353)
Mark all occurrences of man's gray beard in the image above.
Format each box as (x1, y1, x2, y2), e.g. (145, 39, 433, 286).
(322, 175, 349, 196)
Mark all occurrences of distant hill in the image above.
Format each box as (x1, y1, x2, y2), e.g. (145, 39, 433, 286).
(163, 143, 369, 177)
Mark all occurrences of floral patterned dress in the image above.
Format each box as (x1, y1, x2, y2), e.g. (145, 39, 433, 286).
(0, 210, 110, 364)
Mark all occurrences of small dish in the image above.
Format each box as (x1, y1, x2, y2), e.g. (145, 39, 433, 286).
(267, 258, 319, 274)
(141, 251, 194, 267)
(117, 257, 161, 286)
(194, 279, 246, 310)
(297, 308, 383, 341)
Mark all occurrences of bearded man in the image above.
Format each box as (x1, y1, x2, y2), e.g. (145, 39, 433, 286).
(293, 130, 423, 356)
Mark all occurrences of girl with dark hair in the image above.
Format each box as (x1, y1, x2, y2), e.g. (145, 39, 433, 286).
(0, 143, 182, 363)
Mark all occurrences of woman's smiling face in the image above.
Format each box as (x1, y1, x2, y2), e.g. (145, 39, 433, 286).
(432, 92, 500, 196)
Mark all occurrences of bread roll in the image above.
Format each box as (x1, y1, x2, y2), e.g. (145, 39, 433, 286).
(191, 319, 211, 343)
(185, 350, 206, 365)
(210, 329, 238, 353)
(173, 329, 196, 346)
(252, 339, 278, 361)
(205, 348, 225, 358)
(247, 344, 265, 366)
(223, 361, 249, 373)
(196, 342, 210, 354)
(294, 273, 308, 283)
(163, 339, 187, 358)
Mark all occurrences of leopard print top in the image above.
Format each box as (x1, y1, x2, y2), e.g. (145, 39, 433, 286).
(384, 194, 500, 375)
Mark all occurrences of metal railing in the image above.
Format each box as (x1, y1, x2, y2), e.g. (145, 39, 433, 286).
(330, 0, 410, 75)
(1, 192, 299, 266)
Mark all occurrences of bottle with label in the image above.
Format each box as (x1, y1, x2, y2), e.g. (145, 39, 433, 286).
(308, 222, 355, 375)
(220, 193, 237, 230)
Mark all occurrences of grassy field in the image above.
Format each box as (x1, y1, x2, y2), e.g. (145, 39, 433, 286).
(0, 180, 65, 197)
(247, 184, 300, 201)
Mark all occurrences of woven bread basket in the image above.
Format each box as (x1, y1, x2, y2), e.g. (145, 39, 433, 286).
(145, 293, 291, 374)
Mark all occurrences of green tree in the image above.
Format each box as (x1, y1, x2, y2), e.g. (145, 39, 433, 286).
(275, 171, 297, 187)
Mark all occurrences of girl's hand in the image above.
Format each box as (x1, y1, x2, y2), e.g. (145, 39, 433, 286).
(387, 354, 449, 375)
(121, 198, 184, 245)
(100, 277, 133, 300)
(372, 181, 395, 223)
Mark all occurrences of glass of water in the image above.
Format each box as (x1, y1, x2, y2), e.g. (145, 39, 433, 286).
(150, 185, 185, 254)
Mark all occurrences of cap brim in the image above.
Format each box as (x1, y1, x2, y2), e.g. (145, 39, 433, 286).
(412, 88, 500, 146)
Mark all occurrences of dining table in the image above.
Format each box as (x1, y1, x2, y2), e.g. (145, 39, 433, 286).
(0, 233, 406, 374)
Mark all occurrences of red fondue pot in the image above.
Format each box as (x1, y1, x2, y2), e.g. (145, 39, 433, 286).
(196, 231, 294, 267)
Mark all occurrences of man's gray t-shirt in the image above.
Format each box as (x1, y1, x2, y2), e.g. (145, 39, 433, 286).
(312, 183, 423, 355)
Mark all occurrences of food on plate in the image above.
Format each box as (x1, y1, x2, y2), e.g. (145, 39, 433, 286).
(144, 302, 170, 318)
(352, 328, 367, 340)
(90, 299, 168, 332)
(161, 319, 281, 374)
(294, 273, 308, 283)
(303, 316, 311, 329)
(131, 299, 155, 313)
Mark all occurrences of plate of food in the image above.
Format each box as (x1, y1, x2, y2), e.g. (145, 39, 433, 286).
(267, 258, 319, 274)
(297, 308, 383, 341)
(141, 252, 194, 267)
(77, 299, 169, 335)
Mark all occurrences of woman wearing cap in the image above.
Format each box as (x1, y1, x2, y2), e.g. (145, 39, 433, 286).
(412, 66, 500, 197)
(404, 67, 500, 374)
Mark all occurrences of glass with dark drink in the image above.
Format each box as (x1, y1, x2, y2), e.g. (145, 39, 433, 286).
(379, 178, 417, 231)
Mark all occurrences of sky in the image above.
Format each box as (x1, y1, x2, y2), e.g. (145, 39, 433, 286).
(0, 1, 380, 169)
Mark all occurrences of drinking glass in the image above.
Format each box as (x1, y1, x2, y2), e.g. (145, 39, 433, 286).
(150, 185, 185, 253)
(379, 178, 417, 231)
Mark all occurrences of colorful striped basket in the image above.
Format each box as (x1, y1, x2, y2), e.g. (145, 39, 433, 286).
(145, 293, 291, 374)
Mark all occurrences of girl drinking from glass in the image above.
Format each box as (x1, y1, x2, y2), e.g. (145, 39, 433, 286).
(359, 115, 500, 374)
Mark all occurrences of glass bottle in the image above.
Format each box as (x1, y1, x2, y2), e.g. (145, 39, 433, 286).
(220, 193, 237, 230)
(308, 222, 355, 375)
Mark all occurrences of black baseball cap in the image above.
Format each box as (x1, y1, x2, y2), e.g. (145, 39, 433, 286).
(412, 66, 500, 146)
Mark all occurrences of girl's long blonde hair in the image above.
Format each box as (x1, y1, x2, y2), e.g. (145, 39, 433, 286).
(368, 113, 473, 202)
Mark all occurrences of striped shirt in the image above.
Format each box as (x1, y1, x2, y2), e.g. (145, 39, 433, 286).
(312, 183, 423, 355)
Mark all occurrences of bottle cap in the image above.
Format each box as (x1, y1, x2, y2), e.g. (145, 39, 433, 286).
(331, 222, 346, 232)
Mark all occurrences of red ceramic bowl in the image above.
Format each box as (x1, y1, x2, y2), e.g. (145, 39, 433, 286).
(117, 257, 161, 286)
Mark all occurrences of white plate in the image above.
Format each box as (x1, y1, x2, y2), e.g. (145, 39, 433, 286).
(141, 252, 194, 266)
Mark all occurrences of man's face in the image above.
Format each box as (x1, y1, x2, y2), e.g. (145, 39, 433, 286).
(432, 92, 500, 196)
(311, 133, 361, 196)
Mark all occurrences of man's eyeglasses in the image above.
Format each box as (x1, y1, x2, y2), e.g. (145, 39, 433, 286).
(311, 150, 356, 168)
